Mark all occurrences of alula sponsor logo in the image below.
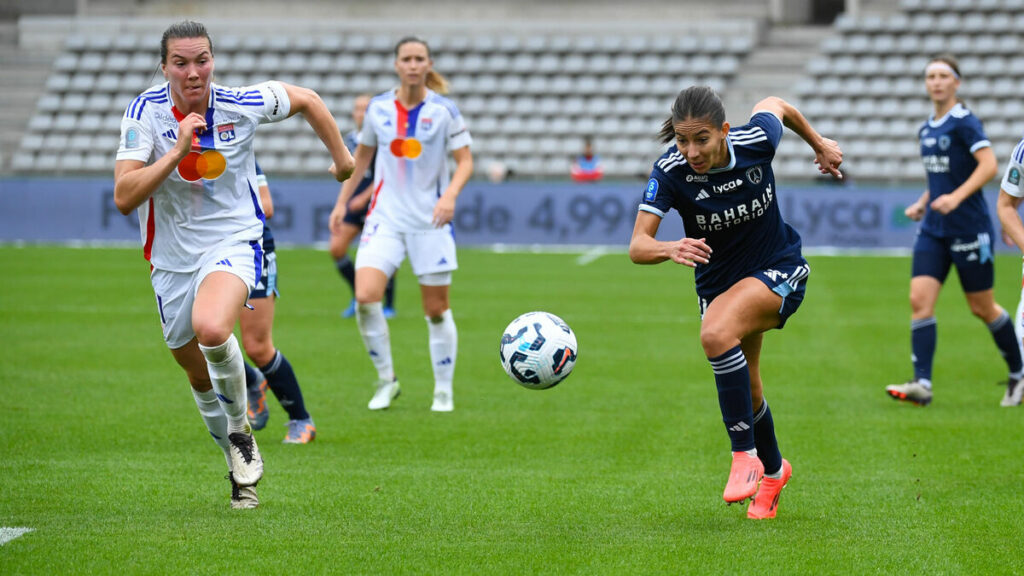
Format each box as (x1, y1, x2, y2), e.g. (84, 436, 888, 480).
(694, 184, 774, 231)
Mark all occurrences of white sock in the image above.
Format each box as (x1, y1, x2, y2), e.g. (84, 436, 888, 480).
(191, 387, 232, 470)
(427, 309, 457, 393)
(356, 302, 395, 382)
(918, 378, 933, 390)
(199, 334, 249, 434)
(764, 466, 784, 479)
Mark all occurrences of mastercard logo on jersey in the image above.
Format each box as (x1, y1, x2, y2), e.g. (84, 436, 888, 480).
(390, 137, 422, 159)
(177, 150, 226, 182)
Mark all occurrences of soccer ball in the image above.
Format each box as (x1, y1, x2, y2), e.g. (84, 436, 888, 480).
(499, 311, 578, 390)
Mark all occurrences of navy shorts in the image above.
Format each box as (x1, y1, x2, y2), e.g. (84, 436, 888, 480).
(249, 237, 278, 300)
(698, 256, 811, 329)
(911, 229, 994, 293)
(342, 195, 370, 227)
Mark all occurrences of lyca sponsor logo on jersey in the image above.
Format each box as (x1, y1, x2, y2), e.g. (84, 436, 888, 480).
(712, 178, 744, 194)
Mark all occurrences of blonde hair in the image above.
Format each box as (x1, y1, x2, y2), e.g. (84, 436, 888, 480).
(394, 36, 449, 95)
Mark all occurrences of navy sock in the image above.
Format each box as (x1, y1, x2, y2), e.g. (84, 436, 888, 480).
(709, 346, 755, 452)
(753, 400, 782, 475)
(336, 255, 355, 292)
(988, 311, 1023, 374)
(911, 317, 937, 382)
(243, 362, 263, 391)
(384, 275, 396, 309)
(260, 350, 310, 421)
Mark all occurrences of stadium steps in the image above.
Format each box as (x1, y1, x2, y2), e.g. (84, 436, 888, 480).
(0, 24, 57, 173)
(722, 24, 832, 122)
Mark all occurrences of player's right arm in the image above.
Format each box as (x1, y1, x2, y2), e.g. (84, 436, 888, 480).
(113, 112, 206, 215)
(629, 211, 711, 268)
(329, 143, 375, 233)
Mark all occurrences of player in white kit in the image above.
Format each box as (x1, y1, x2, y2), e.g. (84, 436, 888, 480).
(995, 133, 1024, 406)
(114, 21, 353, 508)
(329, 36, 473, 413)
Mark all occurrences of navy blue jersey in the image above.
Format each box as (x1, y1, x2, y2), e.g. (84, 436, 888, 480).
(918, 103, 993, 237)
(639, 112, 802, 298)
(344, 129, 376, 196)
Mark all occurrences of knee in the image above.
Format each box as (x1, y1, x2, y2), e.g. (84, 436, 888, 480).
(192, 318, 233, 349)
(241, 336, 274, 366)
(699, 324, 735, 358)
(908, 291, 932, 317)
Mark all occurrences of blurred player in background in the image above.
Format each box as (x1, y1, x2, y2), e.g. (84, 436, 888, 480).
(241, 161, 316, 443)
(994, 132, 1024, 406)
(114, 20, 353, 508)
(329, 36, 472, 413)
(885, 55, 1022, 407)
(629, 85, 843, 519)
(331, 93, 397, 319)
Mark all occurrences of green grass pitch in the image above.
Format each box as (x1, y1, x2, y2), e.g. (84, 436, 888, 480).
(2, 245, 1023, 575)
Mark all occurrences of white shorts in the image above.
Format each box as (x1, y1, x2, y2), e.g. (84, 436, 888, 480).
(150, 239, 263, 349)
(355, 221, 457, 282)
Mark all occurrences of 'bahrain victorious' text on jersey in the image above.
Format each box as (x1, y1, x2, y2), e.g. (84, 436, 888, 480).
(919, 102, 993, 238)
(361, 88, 472, 232)
(116, 81, 290, 272)
(639, 111, 802, 298)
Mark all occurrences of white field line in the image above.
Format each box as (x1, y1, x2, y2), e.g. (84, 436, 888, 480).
(0, 527, 34, 546)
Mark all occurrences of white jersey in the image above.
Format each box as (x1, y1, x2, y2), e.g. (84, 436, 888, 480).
(116, 81, 291, 272)
(1001, 135, 1024, 198)
(361, 88, 472, 232)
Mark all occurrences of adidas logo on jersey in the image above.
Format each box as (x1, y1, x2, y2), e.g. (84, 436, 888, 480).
(695, 190, 710, 201)
(216, 259, 232, 267)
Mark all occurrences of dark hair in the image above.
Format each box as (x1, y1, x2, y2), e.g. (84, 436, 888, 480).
(657, 86, 726, 144)
(927, 53, 962, 79)
(394, 35, 449, 94)
(160, 21, 213, 64)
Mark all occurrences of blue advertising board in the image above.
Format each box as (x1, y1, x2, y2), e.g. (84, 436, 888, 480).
(0, 178, 1006, 251)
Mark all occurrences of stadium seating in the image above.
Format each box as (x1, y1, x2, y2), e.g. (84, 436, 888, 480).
(15, 0, 1024, 183)
(15, 23, 755, 179)
(778, 0, 1024, 183)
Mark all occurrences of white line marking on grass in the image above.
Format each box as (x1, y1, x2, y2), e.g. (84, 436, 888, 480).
(0, 527, 34, 546)
(575, 247, 608, 266)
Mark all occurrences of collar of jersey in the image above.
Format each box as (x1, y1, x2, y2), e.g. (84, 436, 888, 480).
(928, 102, 964, 128)
(706, 138, 737, 174)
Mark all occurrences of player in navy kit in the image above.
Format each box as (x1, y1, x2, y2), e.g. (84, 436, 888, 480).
(241, 161, 316, 444)
(629, 86, 842, 519)
(885, 55, 1023, 407)
(331, 94, 396, 319)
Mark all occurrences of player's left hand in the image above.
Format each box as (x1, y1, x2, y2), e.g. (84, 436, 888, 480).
(814, 137, 844, 180)
(930, 194, 960, 215)
(432, 194, 456, 228)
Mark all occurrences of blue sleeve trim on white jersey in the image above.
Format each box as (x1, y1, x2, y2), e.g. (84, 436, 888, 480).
(213, 87, 265, 106)
(1014, 139, 1024, 164)
(429, 93, 462, 119)
(127, 88, 169, 120)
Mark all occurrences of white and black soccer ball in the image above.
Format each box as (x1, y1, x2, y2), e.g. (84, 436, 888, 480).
(499, 311, 578, 390)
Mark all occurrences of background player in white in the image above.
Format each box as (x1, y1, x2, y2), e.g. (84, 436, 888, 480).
(995, 133, 1024, 406)
(329, 36, 472, 413)
(114, 21, 353, 508)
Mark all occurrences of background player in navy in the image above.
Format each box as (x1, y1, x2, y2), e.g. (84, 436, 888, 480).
(629, 86, 842, 519)
(330, 93, 396, 319)
(241, 161, 316, 443)
(885, 55, 1023, 407)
